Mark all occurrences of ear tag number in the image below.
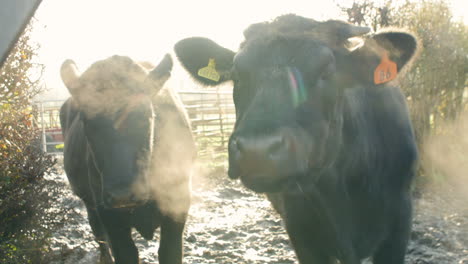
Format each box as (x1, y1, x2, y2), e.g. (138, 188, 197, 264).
(198, 58, 220, 82)
(374, 52, 397, 85)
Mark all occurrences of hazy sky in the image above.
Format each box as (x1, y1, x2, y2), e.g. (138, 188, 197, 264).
(31, 0, 466, 100)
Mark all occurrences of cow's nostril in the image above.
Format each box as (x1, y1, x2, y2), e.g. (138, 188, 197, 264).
(129, 194, 139, 203)
(230, 136, 248, 155)
(269, 136, 285, 154)
(231, 133, 290, 162)
(104, 189, 140, 208)
(234, 137, 245, 153)
(104, 194, 115, 208)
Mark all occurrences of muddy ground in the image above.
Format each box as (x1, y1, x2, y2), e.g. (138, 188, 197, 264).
(47, 166, 467, 264)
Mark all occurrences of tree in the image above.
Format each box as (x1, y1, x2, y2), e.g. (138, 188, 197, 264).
(339, 0, 468, 187)
(0, 21, 62, 263)
(340, 0, 467, 140)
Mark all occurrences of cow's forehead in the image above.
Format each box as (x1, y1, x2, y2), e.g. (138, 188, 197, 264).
(236, 35, 333, 71)
(79, 56, 148, 93)
(78, 89, 153, 120)
(83, 56, 147, 80)
(73, 56, 152, 117)
(242, 16, 353, 51)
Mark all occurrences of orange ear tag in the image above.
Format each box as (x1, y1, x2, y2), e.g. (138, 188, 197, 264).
(374, 52, 398, 85)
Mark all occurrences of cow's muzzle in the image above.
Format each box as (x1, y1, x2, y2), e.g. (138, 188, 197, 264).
(228, 129, 311, 193)
(103, 188, 148, 209)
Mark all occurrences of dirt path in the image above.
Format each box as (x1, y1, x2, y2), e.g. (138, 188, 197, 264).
(48, 169, 467, 264)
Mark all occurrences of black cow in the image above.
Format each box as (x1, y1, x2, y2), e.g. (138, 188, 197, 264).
(174, 15, 418, 264)
(60, 54, 195, 264)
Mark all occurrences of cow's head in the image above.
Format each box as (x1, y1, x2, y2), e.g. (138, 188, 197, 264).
(175, 15, 417, 193)
(61, 54, 173, 207)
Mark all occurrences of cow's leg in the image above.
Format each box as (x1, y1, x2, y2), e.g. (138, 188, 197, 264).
(99, 210, 139, 264)
(290, 237, 362, 264)
(372, 194, 412, 264)
(85, 206, 113, 264)
(158, 215, 186, 264)
(289, 240, 334, 264)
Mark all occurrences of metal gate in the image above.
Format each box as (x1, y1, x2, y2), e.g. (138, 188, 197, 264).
(34, 99, 64, 154)
(34, 89, 235, 157)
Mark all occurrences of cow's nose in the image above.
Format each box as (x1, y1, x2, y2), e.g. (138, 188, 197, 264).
(103, 189, 142, 209)
(228, 131, 294, 192)
(230, 132, 291, 164)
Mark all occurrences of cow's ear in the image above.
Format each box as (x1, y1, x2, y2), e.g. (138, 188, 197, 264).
(145, 54, 173, 95)
(149, 54, 173, 83)
(174, 37, 235, 86)
(356, 31, 418, 74)
(60, 59, 81, 97)
(370, 31, 418, 71)
(348, 31, 418, 85)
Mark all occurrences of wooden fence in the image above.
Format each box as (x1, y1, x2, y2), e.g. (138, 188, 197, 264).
(34, 89, 236, 158)
(178, 89, 235, 159)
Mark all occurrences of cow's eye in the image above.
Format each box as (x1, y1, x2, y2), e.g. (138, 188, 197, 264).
(320, 64, 335, 81)
(321, 70, 332, 81)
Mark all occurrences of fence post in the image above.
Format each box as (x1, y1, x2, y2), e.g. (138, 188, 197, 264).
(216, 87, 225, 148)
(40, 101, 47, 153)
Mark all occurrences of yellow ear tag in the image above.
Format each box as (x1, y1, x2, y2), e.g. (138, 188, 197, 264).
(198, 58, 220, 82)
(55, 143, 64, 150)
(374, 52, 398, 85)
